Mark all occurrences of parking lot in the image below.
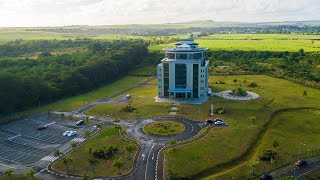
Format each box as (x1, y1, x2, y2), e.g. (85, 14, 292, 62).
(0, 114, 83, 164)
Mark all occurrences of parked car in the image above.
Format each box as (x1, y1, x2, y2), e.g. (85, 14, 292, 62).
(76, 120, 84, 126)
(126, 94, 131, 98)
(215, 121, 225, 125)
(37, 125, 47, 130)
(295, 159, 307, 166)
(214, 118, 224, 122)
(260, 173, 273, 180)
(63, 131, 70, 136)
(206, 119, 214, 124)
(67, 131, 77, 137)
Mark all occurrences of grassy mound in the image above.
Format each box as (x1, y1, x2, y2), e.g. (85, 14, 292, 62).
(144, 121, 185, 136)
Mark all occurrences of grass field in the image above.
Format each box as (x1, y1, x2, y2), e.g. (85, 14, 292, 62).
(164, 75, 320, 179)
(149, 34, 320, 52)
(143, 121, 185, 136)
(52, 126, 137, 177)
(86, 84, 168, 120)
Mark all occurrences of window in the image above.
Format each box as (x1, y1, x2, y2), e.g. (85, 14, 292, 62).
(176, 54, 188, 60)
(165, 53, 175, 59)
(193, 53, 202, 59)
(163, 63, 170, 97)
(175, 64, 187, 89)
(193, 64, 199, 98)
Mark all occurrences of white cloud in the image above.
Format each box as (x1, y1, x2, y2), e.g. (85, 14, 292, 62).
(0, 0, 319, 27)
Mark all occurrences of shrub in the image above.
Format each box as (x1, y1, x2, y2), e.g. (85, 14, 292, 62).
(259, 149, 277, 161)
(92, 145, 119, 159)
(230, 87, 248, 97)
(119, 102, 137, 112)
(248, 82, 258, 87)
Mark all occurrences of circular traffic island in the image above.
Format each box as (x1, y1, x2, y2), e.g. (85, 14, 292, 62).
(143, 121, 185, 137)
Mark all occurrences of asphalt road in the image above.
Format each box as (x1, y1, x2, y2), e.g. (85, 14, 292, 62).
(277, 159, 320, 179)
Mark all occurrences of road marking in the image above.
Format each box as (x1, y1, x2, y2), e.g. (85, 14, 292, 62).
(145, 144, 156, 180)
(296, 166, 320, 178)
(44, 122, 56, 127)
(182, 120, 194, 132)
(35, 168, 46, 176)
(8, 134, 21, 140)
(152, 153, 155, 160)
(71, 138, 85, 142)
(41, 156, 59, 162)
(0, 163, 14, 168)
(142, 154, 145, 161)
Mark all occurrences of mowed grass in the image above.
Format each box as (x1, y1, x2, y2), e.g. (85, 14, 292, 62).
(86, 84, 169, 120)
(149, 34, 320, 52)
(143, 121, 185, 136)
(52, 126, 137, 177)
(164, 75, 320, 179)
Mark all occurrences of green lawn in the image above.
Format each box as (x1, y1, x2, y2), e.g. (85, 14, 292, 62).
(52, 126, 138, 177)
(143, 121, 185, 136)
(149, 34, 320, 52)
(86, 84, 169, 120)
(164, 75, 320, 179)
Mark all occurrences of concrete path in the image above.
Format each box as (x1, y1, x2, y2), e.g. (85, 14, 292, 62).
(213, 90, 259, 100)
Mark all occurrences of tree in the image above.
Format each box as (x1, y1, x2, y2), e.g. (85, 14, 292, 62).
(71, 142, 78, 151)
(88, 158, 99, 174)
(62, 157, 70, 173)
(84, 131, 91, 139)
(25, 168, 36, 180)
(96, 123, 103, 133)
(114, 118, 120, 124)
(53, 149, 63, 157)
(4, 168, 14, 180)
(85, 116, 89, 124)
(248, 116, 256, 127)
(112, 157, 124, 175)
(303, 90, 307, 96)
(125, 144, 136, 159)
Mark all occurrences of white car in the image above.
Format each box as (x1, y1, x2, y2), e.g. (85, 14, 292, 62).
(63, 131, 77, 137)
(63, 131, 70, 136)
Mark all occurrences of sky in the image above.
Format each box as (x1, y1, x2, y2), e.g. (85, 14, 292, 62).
(0, 0, 319, 27)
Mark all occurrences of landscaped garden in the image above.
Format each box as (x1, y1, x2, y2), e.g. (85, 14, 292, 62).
(51, 126, 138, 177)
(143, 121, 185, 136)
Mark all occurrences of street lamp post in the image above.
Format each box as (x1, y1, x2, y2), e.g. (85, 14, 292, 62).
(251, 160, 258, 180)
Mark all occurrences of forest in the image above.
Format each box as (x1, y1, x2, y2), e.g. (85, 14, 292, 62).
(0, 39, 152, 115)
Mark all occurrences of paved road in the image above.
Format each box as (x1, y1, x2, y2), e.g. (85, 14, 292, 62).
(276, 158, 320, 179)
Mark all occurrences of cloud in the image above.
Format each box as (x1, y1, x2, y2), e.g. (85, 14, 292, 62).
(0, 0, 319, 26)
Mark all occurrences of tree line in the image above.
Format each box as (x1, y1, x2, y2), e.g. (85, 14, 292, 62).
(0, 39, 149, 116)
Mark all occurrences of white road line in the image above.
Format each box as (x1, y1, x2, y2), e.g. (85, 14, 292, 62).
(8, 134, 21, 140)
(182, 120, 194, 132)
(35, 168, 46, 176)
(145, 144, 156, 180)
(0, 163, 14, 168)
(296, 166, 320, 178)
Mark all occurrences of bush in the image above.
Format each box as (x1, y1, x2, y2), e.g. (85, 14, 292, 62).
(248, 82, 258, 87)
(209, 107, 226, 114)
(119, 102, 137, 112)
(259, 149, 277, 161)
(92, 145, 119, 159)
(230, 87, 248, 97)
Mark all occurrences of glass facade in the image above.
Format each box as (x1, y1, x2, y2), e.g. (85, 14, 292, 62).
(193, 64, 199, 98)
(163, 63, 169, 97)
(176, 53, 188, 60)
(193, 53, 202, 59)
(165, 53, 175, 59)
(175, 64, 187, 89)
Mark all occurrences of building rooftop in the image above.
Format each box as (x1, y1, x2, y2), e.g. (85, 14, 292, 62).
(163, 39, 207, 52)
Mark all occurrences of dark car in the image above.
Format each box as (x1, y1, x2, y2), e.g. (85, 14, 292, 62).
(260, 173, 273, 180)
(295, 159, 307, 166)
(37, 125, 47, 130)
(206, 119, 214, 124)
(76, 120, 85, 126)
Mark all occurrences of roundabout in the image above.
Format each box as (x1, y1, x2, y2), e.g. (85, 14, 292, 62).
(214, 90, 260, 100)
(143, 120, 185, 136)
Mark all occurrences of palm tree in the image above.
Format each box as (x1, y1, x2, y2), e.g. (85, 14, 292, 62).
(112, 157, 124, 175)
(25, 168, 36, 179)
(88, 158, 99, 174)
(62, 157, 70, 173)
(84, 131, 91, 139)
(248, 116, 256, 127)
(71, 142, 78, 151)
(125, 144, 136, 160)
(4, 168, 14, 180)
(115, 125, 122, 135)
(85, 116, 89, 124)
(114, 118, 120, 124)
(53, 149, 63, 157)
(218, 109, 223, 118)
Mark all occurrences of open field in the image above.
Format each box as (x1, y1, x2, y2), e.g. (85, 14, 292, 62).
(149, 34, 320, 52)
(0, 76, 147, 124)
(52, 126, 137, 177)
(143, 121, 185, 136)
(164, 75, 320, 179)
(86, 84, 169, 120)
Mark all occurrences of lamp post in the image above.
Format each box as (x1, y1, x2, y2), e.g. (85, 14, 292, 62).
(251, 160, 259, 180)
(298, 143, 306, 160)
